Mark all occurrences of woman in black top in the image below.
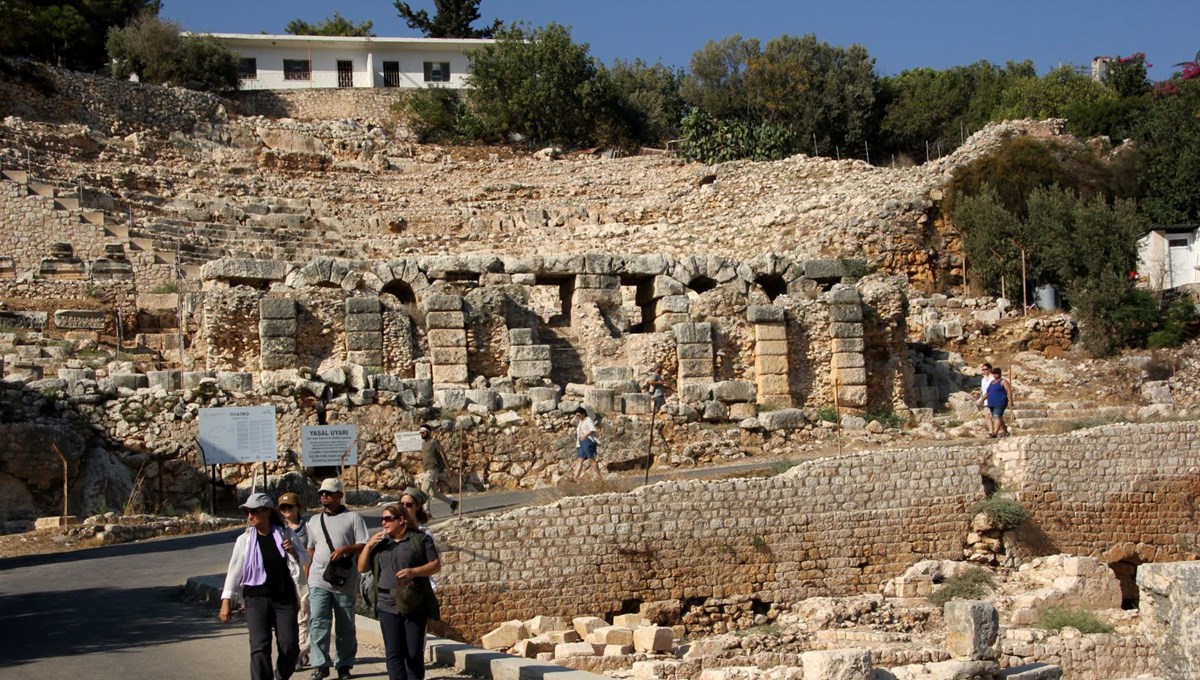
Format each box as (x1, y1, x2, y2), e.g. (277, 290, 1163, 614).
(358, 504, 440, 680)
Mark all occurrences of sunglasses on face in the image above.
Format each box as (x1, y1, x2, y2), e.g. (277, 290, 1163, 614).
(400, 501, 417, 508)
(381, 515, 396, 522)
(245, 508, 267, 516)
(318, 491, 335, 497)
(278, 504, 295, 510)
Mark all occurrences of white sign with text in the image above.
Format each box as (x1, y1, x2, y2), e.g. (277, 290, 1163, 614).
(393, 431, 423, 453)
(198, 406, 278, 465)
(301, 425, 359, 466)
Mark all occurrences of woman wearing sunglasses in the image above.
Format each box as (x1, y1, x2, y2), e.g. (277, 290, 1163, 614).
(358, 504, 440, 680)
(220, 492, 308, 680)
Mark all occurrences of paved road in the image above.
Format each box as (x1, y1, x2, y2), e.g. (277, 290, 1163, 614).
(0, 457, 792, 679)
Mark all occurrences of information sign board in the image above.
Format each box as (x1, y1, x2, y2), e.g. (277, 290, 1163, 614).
(394, 431, 423, 453)
(198, 406, 278, 465)
(301, 425, 359, 466)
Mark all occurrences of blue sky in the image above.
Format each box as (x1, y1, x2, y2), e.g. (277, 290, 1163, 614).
(163, 0, 1199, 81)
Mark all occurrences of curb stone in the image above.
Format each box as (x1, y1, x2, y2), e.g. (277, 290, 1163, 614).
(185, 574, 610, 680)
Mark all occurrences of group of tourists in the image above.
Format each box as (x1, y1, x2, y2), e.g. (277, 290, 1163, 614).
(221, 441, 448, 680)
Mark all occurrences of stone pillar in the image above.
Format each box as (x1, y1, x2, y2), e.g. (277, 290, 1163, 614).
(571, 274, 621, 331)
(345, 296, 383, 366)
(828, 285, 867, 409)
(749, 305, 790, 406)
(508, 327, 552, 381)
(944, 600, 999, 661)
(425, 293, 468, 385)
(673, 322, 714, 389)
(259, 297, 298, 370)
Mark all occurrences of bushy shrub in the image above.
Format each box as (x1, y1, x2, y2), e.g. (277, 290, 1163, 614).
(394, 87, 467, 143)
(971, 493, 1028, 530)
(1147, 295, 1197, 349)
(1036, 606, 1113, 634)
(928, 567, 996, 606)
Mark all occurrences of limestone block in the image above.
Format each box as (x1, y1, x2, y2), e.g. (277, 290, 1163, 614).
(35, 516, 77, 529)
(829, 322, 863, 339)
(53, 310, 107, 330)
(182, 371, 215, 389)
(592, 366, 634, 382)
(509, 328, 535, 345)
(652, 275, 685, 298)
(758, 408, 807, 431)
(680, 382, 712, 402)
(829, 305, 864, 322)
(426, 311, 466, 329)
(702, 400, 729, 421)
(800, 649, 871, 680)
(825, 284, 862, 304)
(1137, 561, 1200, 679)
(747, 305, 785, 323)
(430, 346, 468, 364)
(216, 371, 253, 393)
(832, 352, 865, 370)
(554, 642, 597, 659)
(729, 403, 757, 420)
(346, 350, 383, 367)
(831, 337, 865, 353)
(58, 367, 96, 383)
(804, 259, 851, 281)
(481, 620, 529, 650)
(577, 274, 619, 289)
(423, 294, 463, 312)
(997, 663, 1063, 679)
(712, 380, 756, 403)
(756, 374, 791, 397)
(612, 614, 649, 629)
(573, 616, 607, 638)
(658, 295, 690, 313)
(632, 626, 674, 653)
(260, 353, 297, 371)
(256, 297, 295, 320)
(837, 385, 868, 408)
(755, 354, 789, 376)
(837, 367, 868, 385)
(509, 345, 551, 361)
(513, 636, 557, 658)
(654, 313, 690, 332)
(527, 386, 560, 403)
(586, 626, 634, 646)
(497, 392, 530, 410)
(622, 393, 654, 414)
(346, 332, 382, 352)
(414, 361, 432, 380)
(602, 644, 634, 657)
(345, 313, 382, 332)
(262, 336, 297, 354)
(509, 360, 552, 378)
(756, 340, 788, 356)
(676, 342, 713, 360)
(527, 615, 569, 635)
(632, 660, 683, 680)
(146, 370, 180, 392)
(574, 288, 622, 307)
(259, 319, 296, 338)
(755, 323, 787, 341)
(585, 388, 616, 413)
(944, 600, 999, 661)
(542, 629, 581, 644)
(342, 297, 378, 315)
(435, 389, 466, 411)
(427, 329, 467, 348)
(677, 357, 713, 379)
(673, 322, 713, 344)
(464, 389, 499, 410)
(202, 258, 289, 282)
(432, 364, 468, 383)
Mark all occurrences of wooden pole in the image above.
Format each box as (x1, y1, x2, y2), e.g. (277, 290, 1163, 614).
(458, 433, 464, 518)
(52, 443, 69, 518)
(1021, 247, 1028, 316)
(643, 402, 656, 487)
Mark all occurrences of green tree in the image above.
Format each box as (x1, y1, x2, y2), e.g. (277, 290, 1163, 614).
(6, 1, 161, 70)
(1103, 53, 1151, 98)
(285, 11, 374, 37)
(679, 35, 760, 120)
(464, 23, 607, 145)
(994, 65, 1118, 123)
(1135, 78, 1200, 224)
(107, 14, 237, 91)
(607, 59, 686, 146)
(0, 0, 35, 52)
(394, 0, 501, 39)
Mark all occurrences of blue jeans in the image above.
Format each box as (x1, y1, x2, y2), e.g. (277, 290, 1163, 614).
(309, 586, 357, 670)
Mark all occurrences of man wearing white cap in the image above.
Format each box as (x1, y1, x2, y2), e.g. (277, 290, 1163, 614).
(304, 478, 369, 680)
(416, 424, 458, 514)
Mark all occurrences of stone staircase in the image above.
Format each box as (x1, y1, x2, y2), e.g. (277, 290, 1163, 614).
(541, 324, 587, 386)
(1010, 401, 1137, 433)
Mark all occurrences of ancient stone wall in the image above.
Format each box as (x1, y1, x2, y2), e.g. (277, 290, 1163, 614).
(230, 89, 403, 124)
(991, 420, 1200, 564)
(999, 629, 1159, 679)
(434, 445, 986, 642)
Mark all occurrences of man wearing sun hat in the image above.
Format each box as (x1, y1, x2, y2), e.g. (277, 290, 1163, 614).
(304, 478, 369, 680)
(416, 424, 459, 515)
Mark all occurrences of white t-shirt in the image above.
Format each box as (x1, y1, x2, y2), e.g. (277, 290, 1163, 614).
(576, 417, 595, 447)
(981, 374, 995, 406)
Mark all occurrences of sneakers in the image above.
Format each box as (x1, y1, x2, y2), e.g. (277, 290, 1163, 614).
(336, 668, 352, 680)
(310, 668, 329, 680)
(450, 499, 459, 512)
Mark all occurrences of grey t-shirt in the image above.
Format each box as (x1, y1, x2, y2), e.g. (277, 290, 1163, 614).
(306, 508, 370, 594)
(369, 530, 439, 615)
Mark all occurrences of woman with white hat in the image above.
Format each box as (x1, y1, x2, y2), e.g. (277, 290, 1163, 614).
(220, 492, 307, 680)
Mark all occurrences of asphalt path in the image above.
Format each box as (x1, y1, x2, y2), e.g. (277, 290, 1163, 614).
(0, 456, 794, 679)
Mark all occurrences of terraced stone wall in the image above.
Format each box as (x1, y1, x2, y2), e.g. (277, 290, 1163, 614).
(231, 89, 402, 124)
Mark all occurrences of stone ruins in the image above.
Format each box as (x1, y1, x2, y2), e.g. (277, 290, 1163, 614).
(1, 59, 1198, 679)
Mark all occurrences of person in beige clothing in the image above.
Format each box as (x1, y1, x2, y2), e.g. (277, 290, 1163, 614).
(416, 424, 458, 514)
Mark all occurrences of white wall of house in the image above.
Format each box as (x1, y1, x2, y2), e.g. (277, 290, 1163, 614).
(1138, 229, 1198, 289)
(197, 34, 490, 90)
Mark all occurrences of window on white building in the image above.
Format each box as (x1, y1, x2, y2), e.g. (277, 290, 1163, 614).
(424, 61, 451, 82)
(283, 59, 311, 81)
(238, 58, 257, 80)
(383, 61, 400, 87)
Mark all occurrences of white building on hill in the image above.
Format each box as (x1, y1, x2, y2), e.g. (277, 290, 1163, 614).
(1137, 225, 1200, 290)
(197, 33, 493, 90)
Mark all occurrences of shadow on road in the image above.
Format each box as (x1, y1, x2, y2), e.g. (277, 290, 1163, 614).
(0, 584, 239, 667)
(0, 526, 241, 571)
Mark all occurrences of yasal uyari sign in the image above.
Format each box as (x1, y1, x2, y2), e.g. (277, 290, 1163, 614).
(301, 425, 358, 466)
(197, 406, 278, 465)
